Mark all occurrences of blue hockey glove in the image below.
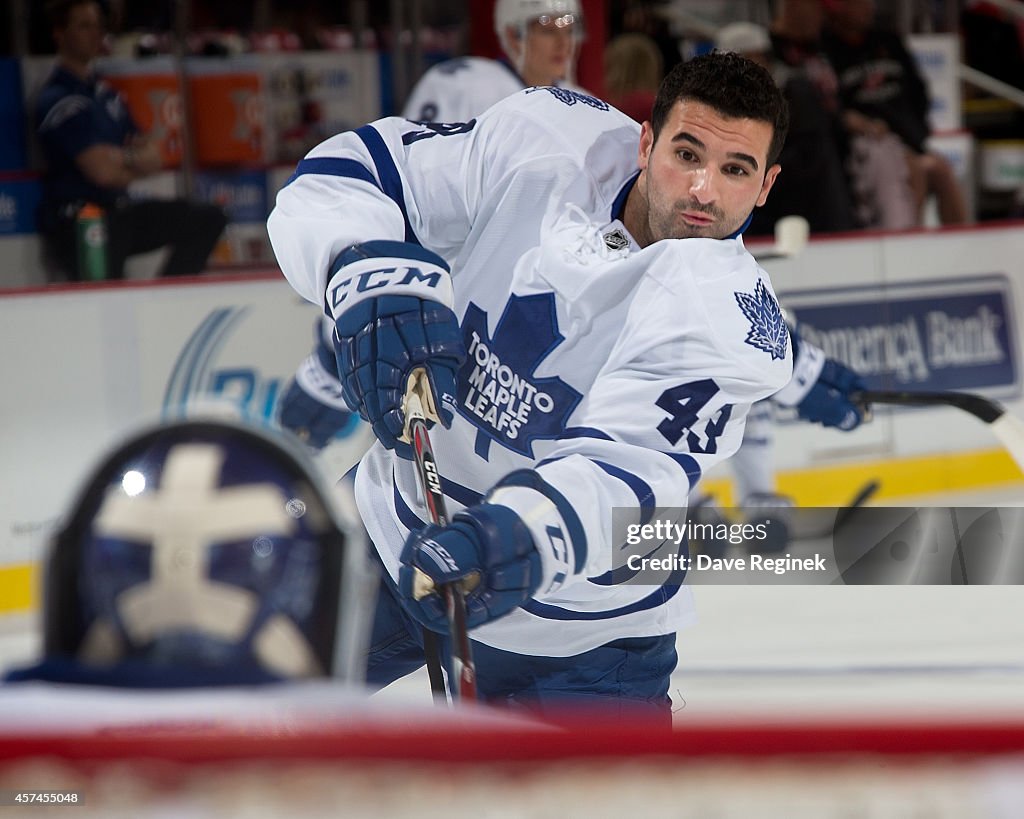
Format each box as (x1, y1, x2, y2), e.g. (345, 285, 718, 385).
(797, 358, 866, 430)
(277, 320, 357, 450)
(773, 330, 867, 431)
(398, 503, 542, 633)
(328, 241, 465, 455)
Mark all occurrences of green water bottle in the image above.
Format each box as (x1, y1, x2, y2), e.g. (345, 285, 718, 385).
(76, 203, 107, 281)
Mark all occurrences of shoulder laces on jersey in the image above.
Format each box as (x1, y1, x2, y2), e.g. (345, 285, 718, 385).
(558, 204, 631, 265)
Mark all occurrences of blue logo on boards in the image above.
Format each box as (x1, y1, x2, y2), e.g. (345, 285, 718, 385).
(459, 293, 582, 459)
(735, 279, 788, 360)
(164, 308, 359, 442)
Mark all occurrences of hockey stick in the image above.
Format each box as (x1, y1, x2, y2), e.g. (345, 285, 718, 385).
(402, 369, 478, 702)
(752, 215, 810, 262)
(854, 389, 1024, 473)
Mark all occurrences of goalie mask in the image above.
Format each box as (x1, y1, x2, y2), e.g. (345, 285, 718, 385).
(43, 418, 373, 687)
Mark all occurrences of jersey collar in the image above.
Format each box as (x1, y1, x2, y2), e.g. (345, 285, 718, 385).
(610, 170, 639, 222)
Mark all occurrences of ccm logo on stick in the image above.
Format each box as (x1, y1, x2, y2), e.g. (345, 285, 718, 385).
(422, 458, 443, 495)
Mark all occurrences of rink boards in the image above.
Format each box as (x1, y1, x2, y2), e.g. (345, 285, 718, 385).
(1, 222, 1023, 615)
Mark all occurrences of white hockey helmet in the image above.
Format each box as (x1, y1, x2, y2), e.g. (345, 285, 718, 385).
(494, 0, 583, 46)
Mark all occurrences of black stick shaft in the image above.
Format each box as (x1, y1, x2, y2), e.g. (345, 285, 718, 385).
(854, 389, 1004, 424)
(408, 415, 478, 702)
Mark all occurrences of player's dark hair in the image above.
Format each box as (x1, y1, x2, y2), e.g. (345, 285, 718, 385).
(650, 51, 789, 169)
(45, 0, 100, 30)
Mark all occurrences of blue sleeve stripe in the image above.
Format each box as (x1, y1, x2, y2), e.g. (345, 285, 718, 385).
(591, 460, 656, 525)
(392, 468, 484, 533)
(588, 540, 684, 586)
(285, 157, 379, 189)
(439, 475, 484, 508)
(559, 426, 615, 442)
(354, 125, 420, 246)
(663, 452, 702, 490)
(523, 579, 683, 621)
(393, 481, 428, 532)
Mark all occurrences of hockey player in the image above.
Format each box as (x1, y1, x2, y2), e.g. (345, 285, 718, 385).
(403, 0, 584, 123)
(266, 52, 834, 721)
(5, 418, 374, 688)
(279, 5, 867, 537)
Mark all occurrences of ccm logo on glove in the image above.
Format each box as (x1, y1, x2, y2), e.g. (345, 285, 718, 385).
(329, 259, 453, 314)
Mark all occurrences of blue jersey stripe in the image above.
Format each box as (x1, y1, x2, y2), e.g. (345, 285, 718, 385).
(523, 578, 683, 621)
(559, 426, 615, 442)
(392, 481, 428, 532)
(663, 452, 702, 490)
(284, 157, 379, 189)
(355, 125, 420, 245)
(591, 459, 656, 525)
(589, 538, 684, 586)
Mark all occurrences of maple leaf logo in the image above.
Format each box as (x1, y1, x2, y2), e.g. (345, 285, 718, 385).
(735, 279, 788, 361)
(459, 294, 582, 459)
(524, 86, 609, 110)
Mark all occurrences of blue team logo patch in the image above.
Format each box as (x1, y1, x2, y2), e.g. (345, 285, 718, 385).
(436, 58, 471, 75)
(735, 280, 788, 360)
(525, 86, 609, 110)
(459, 294, 582, 459)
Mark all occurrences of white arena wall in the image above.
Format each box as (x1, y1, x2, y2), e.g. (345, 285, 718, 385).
(1, 222, 1023, 616)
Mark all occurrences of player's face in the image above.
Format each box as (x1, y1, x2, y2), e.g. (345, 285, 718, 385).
(511, 15, 579, 86)
(58, 2, 105, 64)
(631, 99, 780, 244)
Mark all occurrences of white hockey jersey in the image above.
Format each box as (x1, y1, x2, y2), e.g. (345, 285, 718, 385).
(268, 87, 793, 656)
(401, 57, 526, 122)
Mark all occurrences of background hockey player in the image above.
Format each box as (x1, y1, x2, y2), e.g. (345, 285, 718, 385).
(268, 52, 802, 723)
(403, 0, 584, 123)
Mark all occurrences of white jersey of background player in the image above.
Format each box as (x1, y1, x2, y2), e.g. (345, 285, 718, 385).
(402, 0, 584, 123)
(268, 53, 796, 716)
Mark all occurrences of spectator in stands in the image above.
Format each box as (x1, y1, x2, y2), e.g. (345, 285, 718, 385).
(613, 0, 682, 77)
(822, 0, 969, 226)
(603, 32, 663, 123)
(716, 17, 857, 237)
(34, 0, 226, 281)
